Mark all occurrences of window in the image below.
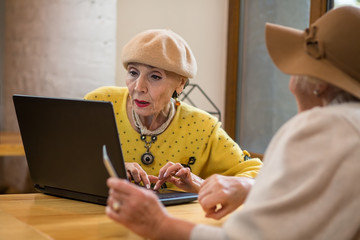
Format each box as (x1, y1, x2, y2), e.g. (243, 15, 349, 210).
(225, 0, 359, 154)
(225, 0, 310, 154)
(334, 0, 360, 7)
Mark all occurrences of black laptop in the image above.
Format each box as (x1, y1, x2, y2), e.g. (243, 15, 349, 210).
(13, 94, 197, 206)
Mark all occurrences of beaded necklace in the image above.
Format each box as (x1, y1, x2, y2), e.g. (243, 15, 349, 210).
(132, 100, 175, 165)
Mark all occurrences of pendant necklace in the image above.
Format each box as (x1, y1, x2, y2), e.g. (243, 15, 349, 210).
(132, 100, 176, 165)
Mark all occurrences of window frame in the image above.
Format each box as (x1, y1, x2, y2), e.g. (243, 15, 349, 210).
(224, 0, 328, 139)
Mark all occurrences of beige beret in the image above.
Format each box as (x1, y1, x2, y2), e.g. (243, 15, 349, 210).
(121, 29, 197, 79)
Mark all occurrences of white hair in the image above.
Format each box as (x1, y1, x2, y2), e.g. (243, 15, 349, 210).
(294, 75, 360, 105)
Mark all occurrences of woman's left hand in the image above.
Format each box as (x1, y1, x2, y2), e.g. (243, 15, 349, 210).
(198, 175, 255, 220)
(153, 162, 203, 193)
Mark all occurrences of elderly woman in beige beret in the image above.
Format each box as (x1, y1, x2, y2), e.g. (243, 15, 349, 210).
(104, 6, 360, 240)
(85, 29, 263, 210)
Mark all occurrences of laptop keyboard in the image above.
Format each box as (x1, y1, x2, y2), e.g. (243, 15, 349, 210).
(153, 189, 196, 199)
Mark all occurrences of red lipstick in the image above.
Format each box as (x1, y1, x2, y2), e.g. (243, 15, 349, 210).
(134, 99, 150, 108)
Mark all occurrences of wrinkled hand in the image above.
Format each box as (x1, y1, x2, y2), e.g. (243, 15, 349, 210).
(106, 177, 196, 239)
(153, 162, 203, 193)
(198, 175, 255, 220)
(125, 162, 157, 189)
(106, 177, 169, 239)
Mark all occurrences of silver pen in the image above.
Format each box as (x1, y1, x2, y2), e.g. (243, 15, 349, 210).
(102, 145, 119, 178)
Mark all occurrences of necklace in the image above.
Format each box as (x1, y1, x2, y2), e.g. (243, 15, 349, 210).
(132, 100, 176, 165)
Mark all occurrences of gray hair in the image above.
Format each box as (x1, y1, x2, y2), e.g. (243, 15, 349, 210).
(294, 75, 360, 105)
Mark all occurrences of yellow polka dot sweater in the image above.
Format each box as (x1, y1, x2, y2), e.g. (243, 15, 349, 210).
(85, 87, 262, 180)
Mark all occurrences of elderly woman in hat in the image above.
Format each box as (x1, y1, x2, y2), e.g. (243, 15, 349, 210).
(85, 30, 262, 196)
(105, 6, 360, 240)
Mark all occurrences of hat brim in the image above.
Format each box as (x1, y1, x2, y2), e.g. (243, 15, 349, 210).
(265, 23, 360, 99)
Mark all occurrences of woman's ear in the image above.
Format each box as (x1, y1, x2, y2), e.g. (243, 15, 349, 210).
(315, 82, 328, 95)
(176, 77, 188, 94)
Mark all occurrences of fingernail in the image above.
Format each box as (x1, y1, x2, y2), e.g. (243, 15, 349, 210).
(146, 184, 150, 189)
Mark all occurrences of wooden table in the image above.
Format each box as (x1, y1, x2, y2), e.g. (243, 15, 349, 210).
(0, 193, 226, 239)
(0, 132, 25, 156)
(0, 132, 27, 193)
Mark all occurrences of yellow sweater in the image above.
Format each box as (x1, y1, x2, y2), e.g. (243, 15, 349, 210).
(85, 87, 262, 179)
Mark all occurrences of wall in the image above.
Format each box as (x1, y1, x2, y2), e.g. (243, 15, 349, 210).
(116, 0, 228, 122)
(4, 0, 117, 131)
(2, 0, 117, 192)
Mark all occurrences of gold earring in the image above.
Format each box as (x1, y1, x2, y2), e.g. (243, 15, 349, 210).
(172, 91, 181, 106)
(175, 92, 181, 106)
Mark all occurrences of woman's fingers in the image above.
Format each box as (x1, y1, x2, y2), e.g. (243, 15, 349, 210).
(174, 167, 190, 177)
(107, 177, 133, 195)
(154, 162, 185, 190)
(125, 162, 151, 189)
(204, 204, 230, 220)
(199, 192, 233, 220)
(153, 178, 167, 191)
(105, 177, 170, 239)
(199, 175, 254, 220)
(198, 175, 228, 216)
(158, 162, 181, 180)
(154, 162, 176, 190)
(148, 175, 159, 183)
(128, 168, 141, 183)
(154, 162, 204, 192)
(198, 191, 222, 212)
(139, 170, 151, 189)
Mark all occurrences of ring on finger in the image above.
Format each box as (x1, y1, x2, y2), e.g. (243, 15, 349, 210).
(112, 201, 121, 211)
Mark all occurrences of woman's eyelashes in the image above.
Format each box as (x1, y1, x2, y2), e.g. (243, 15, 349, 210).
(128, 66, 163, 81)
(150, 74, 162, 80)
(129, 70, 139, 77)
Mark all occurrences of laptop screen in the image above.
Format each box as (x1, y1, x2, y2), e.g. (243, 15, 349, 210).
(13, 94, 126, 203)
(13, 94, 197, 206)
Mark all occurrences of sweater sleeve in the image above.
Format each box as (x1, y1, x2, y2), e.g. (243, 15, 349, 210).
(198, 121, 263, 179)
(190, 224, 227, 240)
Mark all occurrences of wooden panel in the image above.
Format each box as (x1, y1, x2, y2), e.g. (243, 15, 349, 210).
(0, 210, 50, 240)
(224, 0, 241, 139)
(0, 132, 25, 156)
(310, 0, 328, 24)
(0, 193, 227, 239)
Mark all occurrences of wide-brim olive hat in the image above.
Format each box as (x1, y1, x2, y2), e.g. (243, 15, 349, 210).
(265, 6, 360, 99)
(121, 29, 197, 79)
